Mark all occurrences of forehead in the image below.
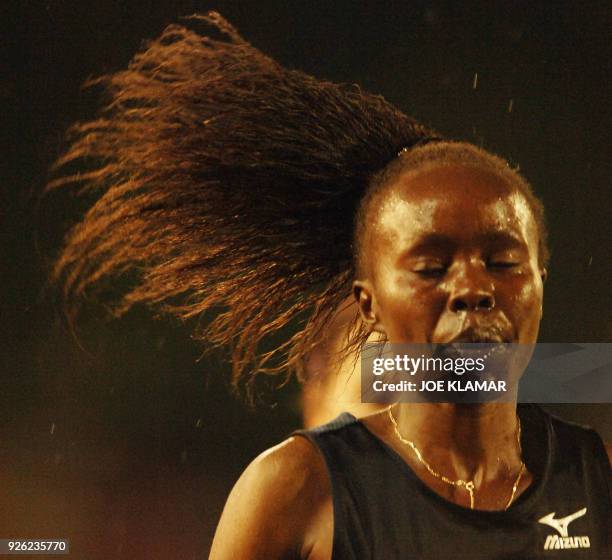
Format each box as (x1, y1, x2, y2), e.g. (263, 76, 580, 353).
(370, 164, 538, 257)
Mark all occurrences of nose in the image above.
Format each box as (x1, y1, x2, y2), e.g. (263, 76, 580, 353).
(446, 263, 495, 313)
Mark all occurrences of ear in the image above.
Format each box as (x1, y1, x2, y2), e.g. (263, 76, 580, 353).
(352, 279, 386, 334)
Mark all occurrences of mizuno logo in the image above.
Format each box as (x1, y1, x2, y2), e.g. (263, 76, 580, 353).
(538, 507, 587, 537)
(538, 507, 590, 551)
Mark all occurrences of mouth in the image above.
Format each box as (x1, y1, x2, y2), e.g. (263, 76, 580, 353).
(435, 328, 512, 361)
(447, 329, 509, 344)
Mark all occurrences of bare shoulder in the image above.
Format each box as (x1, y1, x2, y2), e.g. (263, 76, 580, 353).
(209, 435, 330, 560)
(605, 443, 612, 466)
(243, 434, 331, 507)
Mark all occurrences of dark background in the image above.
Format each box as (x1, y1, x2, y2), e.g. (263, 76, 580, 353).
(2, 1, 610, 558)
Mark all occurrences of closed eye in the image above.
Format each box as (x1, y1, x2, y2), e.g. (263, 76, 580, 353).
(413, 266, 447, 277)
(488, 261, 519, 269)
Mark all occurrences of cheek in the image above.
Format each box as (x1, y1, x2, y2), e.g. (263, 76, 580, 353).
(499, 273, 543, 340)
(375, 274, 445, 340)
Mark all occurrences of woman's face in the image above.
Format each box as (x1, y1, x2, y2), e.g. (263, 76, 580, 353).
(354, 164, 546, 345)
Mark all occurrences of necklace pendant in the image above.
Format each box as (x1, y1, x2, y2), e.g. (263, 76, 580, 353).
(465, 482, 475, 509)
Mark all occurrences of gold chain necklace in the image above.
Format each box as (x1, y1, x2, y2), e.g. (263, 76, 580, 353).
(387, 405, 525, 510)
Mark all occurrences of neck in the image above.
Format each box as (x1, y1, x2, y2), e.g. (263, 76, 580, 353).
(391, 402, 522, 485)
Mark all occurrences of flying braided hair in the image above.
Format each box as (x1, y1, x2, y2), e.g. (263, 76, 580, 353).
(48, 11, 453, 396)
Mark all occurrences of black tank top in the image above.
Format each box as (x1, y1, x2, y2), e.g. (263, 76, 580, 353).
(292, 405, 611, 559)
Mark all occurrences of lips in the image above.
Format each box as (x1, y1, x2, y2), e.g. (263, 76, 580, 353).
(433, 327, 512, 361)
(441, 342, 507, 360)
(447, 329, 509, 344)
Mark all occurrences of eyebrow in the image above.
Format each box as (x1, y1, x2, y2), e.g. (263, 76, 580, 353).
(403, 233, 457, 255)
(400, 231, 527, 257)
(476, 231, 527, 249)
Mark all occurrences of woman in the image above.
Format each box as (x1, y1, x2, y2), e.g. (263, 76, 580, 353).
(211, 144, 611, 559)
(50, 13, 611, 559)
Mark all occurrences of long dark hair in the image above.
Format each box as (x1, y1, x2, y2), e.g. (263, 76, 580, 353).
(50, 12, 506, 395)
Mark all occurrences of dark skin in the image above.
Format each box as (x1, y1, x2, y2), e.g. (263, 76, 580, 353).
(209, 164, 611, 560)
